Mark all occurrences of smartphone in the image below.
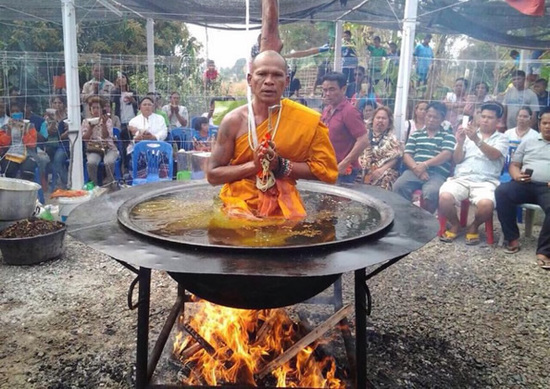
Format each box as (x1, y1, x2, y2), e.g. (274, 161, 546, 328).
(102, 108, 108, 116)
(524, 168, 533, 177)
(461, 115, 469, 128)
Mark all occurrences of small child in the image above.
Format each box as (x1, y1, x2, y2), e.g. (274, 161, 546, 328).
(203, 60, 219, 89)
(192, 116, 215, 152)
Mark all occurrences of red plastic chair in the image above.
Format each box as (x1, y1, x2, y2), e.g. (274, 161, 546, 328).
(437, 199, 494, 244)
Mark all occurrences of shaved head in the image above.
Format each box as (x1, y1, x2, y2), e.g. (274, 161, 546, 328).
(248, 50, 289, 105)
(251, 50, 287, 72)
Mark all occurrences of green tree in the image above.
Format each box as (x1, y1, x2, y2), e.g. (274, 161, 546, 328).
(0, 19, 199, 56)
(279, 22, 333, 53)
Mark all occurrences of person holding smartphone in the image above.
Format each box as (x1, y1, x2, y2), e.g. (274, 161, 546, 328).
(438, 102, 508, 245)
(496, 108, 550, 269)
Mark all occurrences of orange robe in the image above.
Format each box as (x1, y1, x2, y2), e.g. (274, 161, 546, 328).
(219, 99, 338, 219)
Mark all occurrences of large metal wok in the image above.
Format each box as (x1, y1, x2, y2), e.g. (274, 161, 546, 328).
(67, 181, 437, 309)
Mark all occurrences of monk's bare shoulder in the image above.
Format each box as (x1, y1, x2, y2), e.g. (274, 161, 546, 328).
(218, 105, 248, 140)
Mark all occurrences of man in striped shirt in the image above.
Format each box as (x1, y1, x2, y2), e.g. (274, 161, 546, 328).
(393, 102, 456, 213)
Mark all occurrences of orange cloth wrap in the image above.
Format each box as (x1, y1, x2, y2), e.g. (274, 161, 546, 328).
(219, 99, 338, 219)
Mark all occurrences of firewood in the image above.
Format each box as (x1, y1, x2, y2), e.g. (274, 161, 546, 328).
(255, 305, 353, 380)
(178, 342, 202, 361)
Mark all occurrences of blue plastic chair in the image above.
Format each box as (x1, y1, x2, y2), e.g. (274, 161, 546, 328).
(190, 117, 200, 131)
(168, 127, 190, 151)
(131, 141, 174, 186)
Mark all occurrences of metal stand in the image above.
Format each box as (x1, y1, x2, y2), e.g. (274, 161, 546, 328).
(128, 266, 380, 389)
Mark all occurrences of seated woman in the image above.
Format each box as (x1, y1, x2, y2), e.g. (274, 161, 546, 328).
(81, 97, 119, 188)
(42, 95, 69, 189)
(504, 106, 539, 143)
(401, 100, 428, 146)
(192, 116, 215, 152)
(127, 96, 168, 178)
(358, 106, 402, 190)
(0, 102, 37, 181)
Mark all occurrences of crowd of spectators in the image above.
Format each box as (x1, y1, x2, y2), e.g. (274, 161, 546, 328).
(0, 36, 548, 267)
(318, 65, 549, 269)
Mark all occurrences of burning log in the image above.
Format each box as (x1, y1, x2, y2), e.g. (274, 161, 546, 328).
(251, 313, 277, 347)
(183, 323, 215, 355)
(255, 305, 353, 380)
(178, 342, 202, 361)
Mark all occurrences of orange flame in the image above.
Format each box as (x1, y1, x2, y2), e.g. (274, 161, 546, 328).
(173, 301, 345, 387)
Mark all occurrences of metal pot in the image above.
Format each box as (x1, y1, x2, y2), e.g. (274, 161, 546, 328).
(0, 178, 40, 221)
(0, 225, 66, 265)
(169, 272, 341, 309)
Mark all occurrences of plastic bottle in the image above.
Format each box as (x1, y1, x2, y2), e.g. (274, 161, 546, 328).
(39, 205, 54, 221)
(83, 181, 95, 191)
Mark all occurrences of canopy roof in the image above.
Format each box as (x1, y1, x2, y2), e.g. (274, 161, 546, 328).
(1, 0, 549, 49)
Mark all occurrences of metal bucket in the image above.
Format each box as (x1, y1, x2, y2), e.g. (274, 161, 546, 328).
(0, 225, 66, 265)
(0, 178, 40, 221)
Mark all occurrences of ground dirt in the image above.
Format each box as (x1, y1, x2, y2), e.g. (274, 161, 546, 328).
(0, 218, 549, 388)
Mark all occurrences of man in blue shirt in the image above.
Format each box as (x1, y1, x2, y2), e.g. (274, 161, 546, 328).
(414, 34, 433, 87)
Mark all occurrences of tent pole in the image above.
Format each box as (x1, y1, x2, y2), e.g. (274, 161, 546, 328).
(333, 21, 343, 72)
(147, 18, 155, 92)
(394, 0, 418, 142)
(61, 0, 84, 190)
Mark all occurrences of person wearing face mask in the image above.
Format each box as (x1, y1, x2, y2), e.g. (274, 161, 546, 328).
(0, 99, 38, 181)
(359, 106, 402, 189)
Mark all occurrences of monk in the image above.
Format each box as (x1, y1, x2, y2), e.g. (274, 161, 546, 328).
(206, 50, 338, 219)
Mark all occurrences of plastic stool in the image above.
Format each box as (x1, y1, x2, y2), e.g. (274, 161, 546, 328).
(520, 203, 543, 238)
(438, 199, 494, 244)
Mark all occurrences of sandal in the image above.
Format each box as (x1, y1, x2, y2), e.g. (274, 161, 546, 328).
(536, 254, 550, 270)
(504, 245, 520, 254)
(465, 233, 480, 246)
(439, 230, 458, 243)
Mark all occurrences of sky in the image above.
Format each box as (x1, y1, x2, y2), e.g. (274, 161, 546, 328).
(187, 24, 260, 69)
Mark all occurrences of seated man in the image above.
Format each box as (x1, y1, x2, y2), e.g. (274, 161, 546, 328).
(496, 108, 550, 269)
(206, 2, 337, 220)
(438, 102, 508, 244)
(161, 91, 188, 129)
(207, 50, 337, 219)
(393, 102, 456, 213)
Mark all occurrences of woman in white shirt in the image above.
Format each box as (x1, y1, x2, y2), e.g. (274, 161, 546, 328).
(127, 96, 169, 179)
(504, 106, 539, 143)
(127, 96, 167, 153)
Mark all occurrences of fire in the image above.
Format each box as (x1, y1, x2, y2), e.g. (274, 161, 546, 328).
(172, 301, 345, 387)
